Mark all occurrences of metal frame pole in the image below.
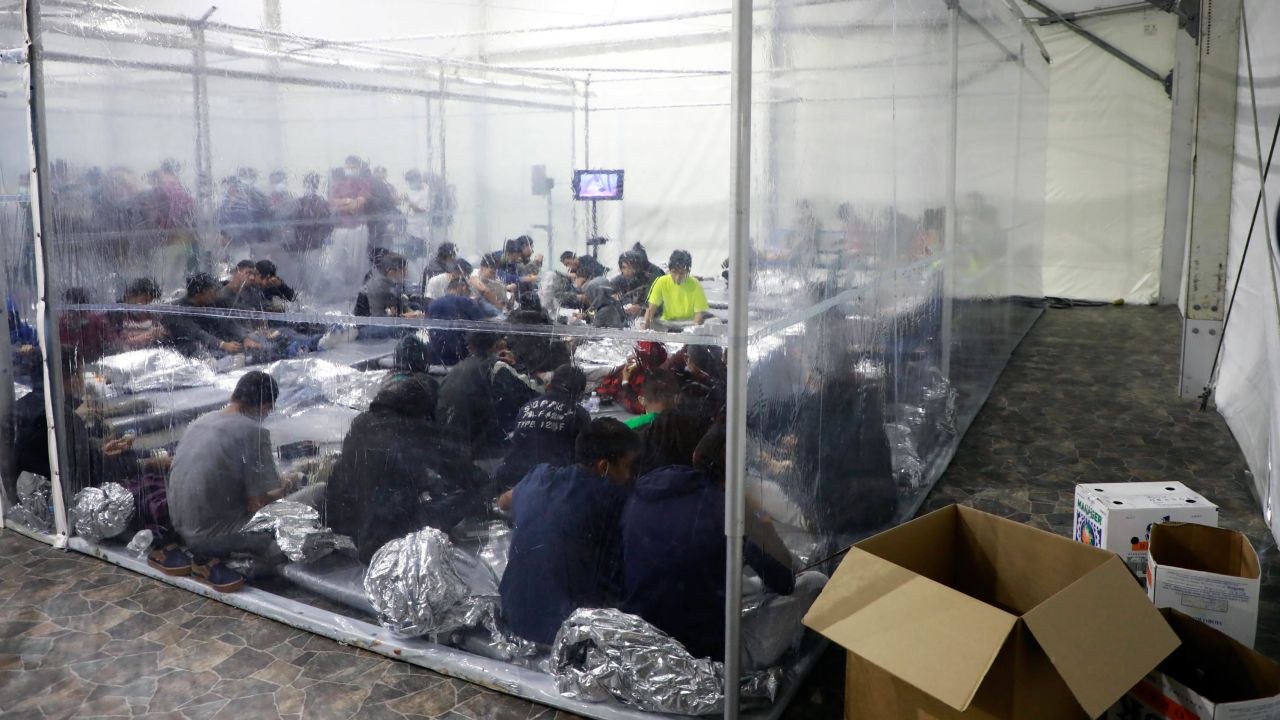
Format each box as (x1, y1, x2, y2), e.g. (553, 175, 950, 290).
(23, 0, 71, 546)
(723, 0, 752, 714)
(191, 16, 215, 257)
(941, 0, 959, 380)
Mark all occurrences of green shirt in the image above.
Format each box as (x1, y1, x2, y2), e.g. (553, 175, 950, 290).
(646, 274, 709, 321)
(624, 412, 658, 429)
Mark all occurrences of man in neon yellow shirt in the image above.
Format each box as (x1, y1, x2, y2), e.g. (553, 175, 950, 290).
(642, 250, 710, 329)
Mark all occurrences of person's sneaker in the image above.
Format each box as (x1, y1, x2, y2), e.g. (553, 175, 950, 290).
(147, 544, 192, 576)
(190, 558, 246, 593)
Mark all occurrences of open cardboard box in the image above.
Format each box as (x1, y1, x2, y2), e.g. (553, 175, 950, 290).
(1107, 608, 1280, 719)
(804, 505, 1179, 719)
(1147, 522, 1261, 647)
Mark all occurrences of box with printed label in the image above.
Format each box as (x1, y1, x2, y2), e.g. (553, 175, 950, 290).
(803, 505, 1179, 720)
(1073, 482, 1218, 581)
(1147, 522, 1260, 648)
(1106, 608, 1280, 720)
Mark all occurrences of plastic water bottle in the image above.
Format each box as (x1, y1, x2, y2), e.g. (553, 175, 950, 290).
(585, 391, 601, 414)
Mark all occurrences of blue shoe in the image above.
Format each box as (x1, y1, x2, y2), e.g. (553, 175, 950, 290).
(147, 544, 192, 576)
(190, 558, 245, 593)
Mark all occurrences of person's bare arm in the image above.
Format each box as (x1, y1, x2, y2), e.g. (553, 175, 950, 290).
(694, 311, 710, 325)
(643, 303, 658, 330)
(497, 489, 514, 513)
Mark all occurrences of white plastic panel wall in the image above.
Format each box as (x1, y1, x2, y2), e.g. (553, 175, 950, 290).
(745, 0, 1047, 566)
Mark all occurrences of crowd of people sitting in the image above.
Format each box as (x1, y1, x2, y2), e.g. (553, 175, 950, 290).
(0, 154, 835, 670)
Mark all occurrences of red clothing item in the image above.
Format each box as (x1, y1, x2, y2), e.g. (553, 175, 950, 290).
(596, 342, 668, 415)
(59, 311, 114, 363)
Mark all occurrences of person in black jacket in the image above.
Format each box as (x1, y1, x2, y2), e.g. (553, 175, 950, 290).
(494, 365, 589, 491)
(436, 332, 505, 459)
(162, 273, 262, 356)
(325, 374, 489, 563)
(620, 424, 824, 668)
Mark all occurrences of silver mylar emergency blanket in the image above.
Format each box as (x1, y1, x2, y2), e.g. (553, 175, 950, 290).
(363, 527, 542, 663)
(574, 338, 632, 368)
(7, 475, 53, 532)
(550, 608, 780, 716)
(71, 482, 134, 542)
(241, 500, 352, 563)
(264, 358, 388, 415)
(93, 348, 218, 393)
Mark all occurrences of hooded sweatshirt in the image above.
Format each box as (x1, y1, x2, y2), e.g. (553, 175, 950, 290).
(325, 377, 489, 562)
(586, 280, 627, 329)
(620, 464, 794, 661)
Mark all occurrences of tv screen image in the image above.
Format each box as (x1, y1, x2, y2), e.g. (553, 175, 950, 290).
(573, 169, 624, 200)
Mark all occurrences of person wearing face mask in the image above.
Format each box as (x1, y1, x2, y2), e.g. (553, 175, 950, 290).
(642, 250, 710, 330)
(498, 418, 642, 645)
(162, 371, 299, 591)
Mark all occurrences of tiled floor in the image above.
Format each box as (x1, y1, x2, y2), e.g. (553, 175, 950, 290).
(0, 305, 1274, 719)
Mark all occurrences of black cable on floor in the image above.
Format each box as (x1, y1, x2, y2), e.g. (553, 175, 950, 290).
(1199, 107, 1280, 412)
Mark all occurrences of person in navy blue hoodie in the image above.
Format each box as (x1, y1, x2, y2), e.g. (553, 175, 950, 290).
(620, 424, 822, 667)
(494, 365, 590, 491)
(497, 418, 641, 646)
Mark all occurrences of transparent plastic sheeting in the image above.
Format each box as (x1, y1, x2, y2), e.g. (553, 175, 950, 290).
(0, 1, 1045, 719)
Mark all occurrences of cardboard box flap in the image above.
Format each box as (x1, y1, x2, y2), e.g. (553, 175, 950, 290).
(1024, 555, 1180, 718)
(1159, 608, 1280, 704)
(803, 546, 1017, 712)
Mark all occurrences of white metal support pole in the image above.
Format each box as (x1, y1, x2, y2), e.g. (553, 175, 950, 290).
(941, 0, 959, 380)
(23, 0, 71, 547)
(1179, 0, 1241, 398)
(723, 0, 751, 715)
(1159, 26, 1198, 306)
(191, 18, 215, 251)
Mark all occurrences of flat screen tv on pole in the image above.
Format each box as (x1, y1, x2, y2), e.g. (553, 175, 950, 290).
(572, 169, 624, 200)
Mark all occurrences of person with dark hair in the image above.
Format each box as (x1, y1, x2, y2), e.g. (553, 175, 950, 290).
(354, 252, 420, 319)
(436, 332, 505, 457)
(57, 287, 112, 364)
(498, 417, 641, 645)
(582, 280, 627, 329)
(596, 341, 668, 415)
(115, 278, 168, 350)
(162, 272, 259, 356)
(643, 249, 710, 329)
(673, 344, 728, 423)
(504, 308, 573, 376)
(162, 371, 295, 591)
(219, 260, 268, 311)
(7, 351, 140, 508)
(560, 250, 608, 283)
(255, 260, 296, 304)
(494, 364, 589, 490)
(326, 374, 489, 563)
(469, 252, 510, 316)
(424, 242, 473, 281)
(612, 250, 663, 317)
(426, 277, 490, 366)
(620, 424, 822, 666)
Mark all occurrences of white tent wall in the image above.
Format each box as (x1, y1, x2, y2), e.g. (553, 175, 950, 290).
(1037, 9, 1175, 304)
(1215, 0, 1280, 543)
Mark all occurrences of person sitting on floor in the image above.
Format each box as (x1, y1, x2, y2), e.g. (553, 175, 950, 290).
(114, 277, 168, 350)
(161, 371, 298, 591)
(642, 250, 710, 329)
(498, 417, 641, 645)
(612, 246, 663, 317)
(493, 364, 589, 491)
(632, 372, 711, 477)
(581, 280, 627, 329)
(620, 424, 824, 668)
(325, 373, 489, 563)
(255, 260, 296, 306)
(469, 252, 510, 317)
(218, 260, 268, 311)
(354, 252, 422, 319)
(489, 340, 544, 436)
(669, 344, 728, 424)
(436, 332, 506, 459)
(427, 276, 490, 366)
(560, 250, 608, 284)
(423, 242, 473, 291)
(162, 272, 262, 357)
